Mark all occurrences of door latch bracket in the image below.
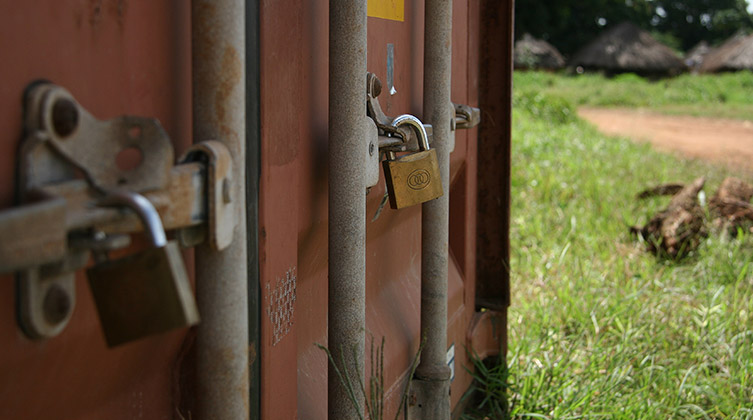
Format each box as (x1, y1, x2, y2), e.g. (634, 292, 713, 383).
(2, 83, 235, 340)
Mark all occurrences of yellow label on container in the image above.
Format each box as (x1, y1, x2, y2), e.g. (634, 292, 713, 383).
(368, 0, 404, 22)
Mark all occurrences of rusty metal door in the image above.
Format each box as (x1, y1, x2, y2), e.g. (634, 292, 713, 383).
(258, 1, 511, 418)
(0, 1, 511, 419)
(0, 2, 193, 418)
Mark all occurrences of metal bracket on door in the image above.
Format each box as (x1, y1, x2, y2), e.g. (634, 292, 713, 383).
(366, 73, 480, 154)
(453, 102, 481, 130)
(366, 73, 434, 154)
(447, 102, 481, 153)
(2, 83, 235, 339)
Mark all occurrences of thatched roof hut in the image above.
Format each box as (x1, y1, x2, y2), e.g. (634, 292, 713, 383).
(514, 33, 566, 70)
(570, 22, 686, 75)
(699, 32, 753, 73)
(685, 41, 711, 70)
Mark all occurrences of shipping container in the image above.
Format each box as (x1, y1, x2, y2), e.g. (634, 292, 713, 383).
(0, 1, 513, 419)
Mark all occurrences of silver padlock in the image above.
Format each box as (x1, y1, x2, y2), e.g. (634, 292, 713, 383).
(86, 191, 199, 347)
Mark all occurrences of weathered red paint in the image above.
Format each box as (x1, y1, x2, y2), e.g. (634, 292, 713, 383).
(0, 2, 191, 419)
(0, 1, 508, 419)
(259, 1, 502, 418)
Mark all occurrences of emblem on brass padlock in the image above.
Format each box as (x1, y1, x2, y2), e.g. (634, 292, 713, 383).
(86, 191, 199, 347)
(382, 114, 444, 209)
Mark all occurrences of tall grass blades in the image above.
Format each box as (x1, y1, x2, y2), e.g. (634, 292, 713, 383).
(466, 72, 753, 419)
(318, 335, 424, 420)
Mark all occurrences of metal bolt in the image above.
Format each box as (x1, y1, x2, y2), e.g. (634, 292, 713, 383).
(43, 284, 71, 325)
(51, 99, 79, 138)
(222, 178, 232, 203)
(369, 141, 375, 156)
(372, 76, 382, 97)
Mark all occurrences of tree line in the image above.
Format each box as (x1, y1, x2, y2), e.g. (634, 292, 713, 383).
(515, 0, 753, 56)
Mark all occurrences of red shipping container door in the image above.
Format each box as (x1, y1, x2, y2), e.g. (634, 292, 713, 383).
(0, 1, 512, 419)
(259, 0, 511, 418)
(0, 2, 192, 419)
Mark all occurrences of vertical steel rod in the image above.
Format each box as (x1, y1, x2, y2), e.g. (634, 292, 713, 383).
(328, 0, 368, 418)
(414, 0, 453, 418)
(191, 1, 249, 420)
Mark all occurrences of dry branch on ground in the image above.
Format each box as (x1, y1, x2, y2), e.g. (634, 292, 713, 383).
(709, 177, 753, 236)
(632, 177, 707, 258)
(632, 177, 753, 257)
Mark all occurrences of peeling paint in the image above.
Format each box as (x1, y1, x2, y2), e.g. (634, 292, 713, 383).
(266, 267, 297, 346)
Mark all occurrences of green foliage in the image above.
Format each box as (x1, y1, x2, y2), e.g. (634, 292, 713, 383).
(652, 0, 753, 50)
(515, 0, 656, 56)
(513, 71, 753, 119)
(317, 335, 424, 420)
(650, 30, 684, 53)
(515, 0, 753, 55)
(465, 72, 753, 419)
(513, 90, 576, 125)
(461, 356, 510, 420)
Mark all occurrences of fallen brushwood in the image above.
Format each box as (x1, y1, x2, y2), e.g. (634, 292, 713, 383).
(631, 177, 707, 258)
(632, 176, 753, 257)
(709, 177, 753, 236)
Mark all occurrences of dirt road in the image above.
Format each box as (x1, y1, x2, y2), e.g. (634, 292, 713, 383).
(578, 107, 753, 171)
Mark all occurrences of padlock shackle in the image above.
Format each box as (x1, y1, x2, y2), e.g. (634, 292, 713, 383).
(98, 191, 168, 247)
(391, 114, 430, 151)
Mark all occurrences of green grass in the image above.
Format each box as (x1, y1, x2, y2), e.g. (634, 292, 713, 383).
(514, 71, 753, 120)
(463, 72, 753, 419)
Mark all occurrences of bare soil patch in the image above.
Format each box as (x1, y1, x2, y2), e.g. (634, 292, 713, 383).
(578, 107, 753, 171)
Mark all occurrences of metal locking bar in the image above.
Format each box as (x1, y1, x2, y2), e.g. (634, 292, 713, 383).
(1, 83, 235, 340)
(97, 191, 169, 247)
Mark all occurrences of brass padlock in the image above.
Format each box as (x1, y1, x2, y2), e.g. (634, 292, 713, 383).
(86, 191, 199, 347)
(382, 114, 443, 209)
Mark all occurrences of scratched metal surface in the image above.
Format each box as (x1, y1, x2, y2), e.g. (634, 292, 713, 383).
(259, 1, 495, 418)
(0, 1, 507, 419)
(0, 2, 192, 419)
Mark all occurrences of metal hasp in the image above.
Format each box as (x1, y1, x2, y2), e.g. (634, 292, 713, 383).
(191, 1, 250, 419)
(1, 83, 233, 342)
(367, 73, 443, 211)
(453, 103, 481, 130)
(22, 84, 173, 193)
(87, 191, 199, 347)
(329, 0, 368, 418)
(367, 73, 434, 153)
(410, 0, 453, 418)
